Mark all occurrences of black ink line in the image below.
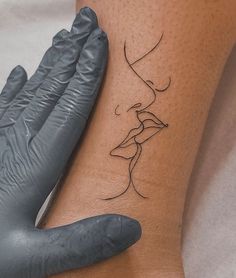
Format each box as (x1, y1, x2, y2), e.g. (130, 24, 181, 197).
(130, 33, 164, 66)
(102, 34, 171, 200)
(124, 40, 171, 111)
(114, 104, 121, 116)
(127, 102, 142, 112)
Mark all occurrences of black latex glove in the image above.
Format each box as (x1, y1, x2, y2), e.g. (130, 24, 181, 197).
(0, 7, 141, 278)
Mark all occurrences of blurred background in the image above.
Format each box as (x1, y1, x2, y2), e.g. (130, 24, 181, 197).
(0, 1, 235, 277)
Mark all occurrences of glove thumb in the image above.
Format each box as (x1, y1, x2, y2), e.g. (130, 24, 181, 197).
(33, 214, 141, 277)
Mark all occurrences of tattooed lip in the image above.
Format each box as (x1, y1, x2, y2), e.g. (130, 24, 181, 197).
(135, 111, 168, 143)
(121, 111, 167, 146)
(111, 111, 168, 158)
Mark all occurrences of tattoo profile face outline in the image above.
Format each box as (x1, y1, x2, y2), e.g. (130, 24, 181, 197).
(103, 33, 171, 200)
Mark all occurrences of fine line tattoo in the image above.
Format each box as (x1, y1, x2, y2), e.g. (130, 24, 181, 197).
(103, 33, 171, 200)
(114, 104, 121, 116)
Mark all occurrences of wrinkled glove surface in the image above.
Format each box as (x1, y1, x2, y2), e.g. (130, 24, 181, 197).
(0, 7, 141, 278)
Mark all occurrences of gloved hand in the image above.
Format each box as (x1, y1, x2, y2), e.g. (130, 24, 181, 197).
(0, 7, 141, 278)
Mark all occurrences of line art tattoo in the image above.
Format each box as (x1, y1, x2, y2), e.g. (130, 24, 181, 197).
(114, 104, 121, 116)
(103, 33, 171, 200)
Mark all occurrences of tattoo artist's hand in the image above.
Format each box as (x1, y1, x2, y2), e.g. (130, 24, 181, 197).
(0, 7, 141, 278)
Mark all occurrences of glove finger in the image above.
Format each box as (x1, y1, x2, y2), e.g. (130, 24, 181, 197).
(0, 7, 97, 128)
(26, 29, 69, 89)
(71, 6, 98, 34)
(35, 214, 141, 277)
(0, 29, 69, 127)
(31, 28, 107, 180)
(0, 66, 27, 119)
(14, 8, 98, 137)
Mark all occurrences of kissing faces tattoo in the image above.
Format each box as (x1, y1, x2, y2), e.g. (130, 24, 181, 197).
(103, 33, 171, 200)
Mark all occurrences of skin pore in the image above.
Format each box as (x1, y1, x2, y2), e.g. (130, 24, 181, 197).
(42, 1, 236, 277)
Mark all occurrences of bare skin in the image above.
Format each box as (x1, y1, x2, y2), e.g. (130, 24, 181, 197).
(42, 1, 236, 277)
